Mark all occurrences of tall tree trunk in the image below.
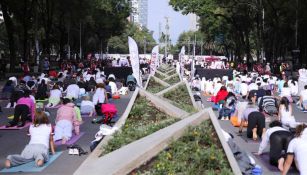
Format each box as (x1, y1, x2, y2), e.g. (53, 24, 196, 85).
(22, 0, 29, 62)
(0, 1, 16, 72)
(244, 30, 252, 71)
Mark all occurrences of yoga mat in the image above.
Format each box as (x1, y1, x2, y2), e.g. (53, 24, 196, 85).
(54, 132, 84, 146)
(238, 132, 261, 144)
(0, 122, 31, 130)
(255, 153, 298, 173)
(81, 114, 92, 118)
(0, 152, 62, 173)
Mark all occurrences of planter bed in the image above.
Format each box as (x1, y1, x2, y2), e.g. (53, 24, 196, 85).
(164, 75, 180, 85)
(163, 85, 196, 113)
(101, 96, 178, 155)
(155, 71, 167, 80)
(157, 66, 174, 73)
(147, 78, 168, 94)
(165, 69, 176, 76)
(132, 120, 233, 175)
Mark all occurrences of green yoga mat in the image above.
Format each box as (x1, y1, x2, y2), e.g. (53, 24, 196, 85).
(0, 152, 62, 173)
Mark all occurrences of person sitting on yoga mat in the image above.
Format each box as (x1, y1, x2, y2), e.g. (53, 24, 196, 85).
(54, 98, 79, 144)
(282, 124, 307, 175)
(6, 90, 35, 127)
(278, 97, 299, 128)
(35, 79, 48, 100)
(255, 120, 293, 171)
(214, 86, 228, 105)
(46, 84, 62, 108)
(280, 82, 293, 103)
(5, 111, 55, 168)
(239, 93, 265, 140)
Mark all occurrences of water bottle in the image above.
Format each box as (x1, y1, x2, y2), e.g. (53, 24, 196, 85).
(252, 165, 262, 175)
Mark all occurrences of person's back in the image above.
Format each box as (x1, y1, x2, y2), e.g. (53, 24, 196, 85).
(29, 124, 52, 148)
(50, 89, 61, 99)
(66, 84, 79, 99)
(56, 103, 76, 122)
(286, 128, 307, 174)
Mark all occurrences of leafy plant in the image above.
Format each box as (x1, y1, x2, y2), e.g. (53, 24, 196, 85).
(155, 72, 167, 80)
(147, 78, 168, 94)
(164, 75, 180, 85)
(163, 85, 196, 113)
(101, 96, 178, 155)
(134, 121, 233, 175)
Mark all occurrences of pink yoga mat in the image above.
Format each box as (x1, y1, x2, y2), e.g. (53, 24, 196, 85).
(54, 132, 85, 146)
(0, 122, 32, 130)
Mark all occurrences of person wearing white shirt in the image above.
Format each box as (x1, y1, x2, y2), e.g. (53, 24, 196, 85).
(280, 82, 292, 102)
(240, 81, 249, 98)
(5, 112, 55, 168)
(248, 81, 258, 91)
(46, 85, 62, 107)
(288, 79, 298, 96)
(80, 96, 95, 116)
(282, 125, 307, 175)
(92, 84, 108, 105)
(65, 84, 80, 100)
(256, 121, 292, 172)
(299, 85, 307, 111)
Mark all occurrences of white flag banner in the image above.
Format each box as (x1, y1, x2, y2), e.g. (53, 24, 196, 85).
(179, 46, 185, 78)
(128, 37, 142, 87)
(150, 45, 159, 74)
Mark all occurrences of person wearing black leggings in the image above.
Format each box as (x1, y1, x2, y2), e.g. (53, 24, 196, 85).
(256, 121, 293, 171)
(247, 111, 266, 140)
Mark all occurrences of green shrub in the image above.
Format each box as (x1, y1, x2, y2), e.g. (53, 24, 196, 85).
(155, 72, 166, 80)
(101, 96, 178, 155)
(134, 121, 233, 175)
(147, 78, 167, 93)
(164, 75, 180, 85)
(163, 85, 196, 113)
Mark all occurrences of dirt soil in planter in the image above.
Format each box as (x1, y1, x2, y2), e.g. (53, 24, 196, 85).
(101, 96, 178, 155)
(164, 75, 180, 85)
(131, 120, 233, 175)
(163, 85, 196, 113)
(147, 78, 168, 93)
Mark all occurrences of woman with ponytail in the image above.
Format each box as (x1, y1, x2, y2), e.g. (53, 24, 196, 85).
(282, 124, 307, 175)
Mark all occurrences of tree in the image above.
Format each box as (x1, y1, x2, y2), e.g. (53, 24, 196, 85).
(107, 23, 156, 54)
(170, 0, 307, 69)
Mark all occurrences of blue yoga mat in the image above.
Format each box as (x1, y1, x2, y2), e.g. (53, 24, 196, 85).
(0, 152, 62, 173)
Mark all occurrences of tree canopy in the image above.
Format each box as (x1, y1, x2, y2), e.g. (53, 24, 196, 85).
(170, 0, 307, 69)
(0, 0, 130, 71)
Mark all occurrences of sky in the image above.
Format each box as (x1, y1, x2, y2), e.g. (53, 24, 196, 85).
(147, 0, 190, 44)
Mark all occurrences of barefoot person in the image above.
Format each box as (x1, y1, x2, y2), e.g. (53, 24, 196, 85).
(255, 121, 293, 171)
(5, 112, 55, 168)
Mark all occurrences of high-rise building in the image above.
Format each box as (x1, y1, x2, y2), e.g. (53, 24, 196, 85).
(188, 13, 199, 31)
(129, 0, 148, 28)
(139, 0, 148, 28)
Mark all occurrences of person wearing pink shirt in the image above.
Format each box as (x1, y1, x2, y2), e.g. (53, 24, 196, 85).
(53, 98, 79, 144)
(6, 90, 35, 127)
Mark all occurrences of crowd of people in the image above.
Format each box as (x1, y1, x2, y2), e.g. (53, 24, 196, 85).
(1, 55, 138, 168)
(191, 67, 307, 174)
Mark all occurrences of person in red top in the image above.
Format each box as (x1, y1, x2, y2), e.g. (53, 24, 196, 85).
(214, 86, 229, 104)
(49, 69, 57, 78)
